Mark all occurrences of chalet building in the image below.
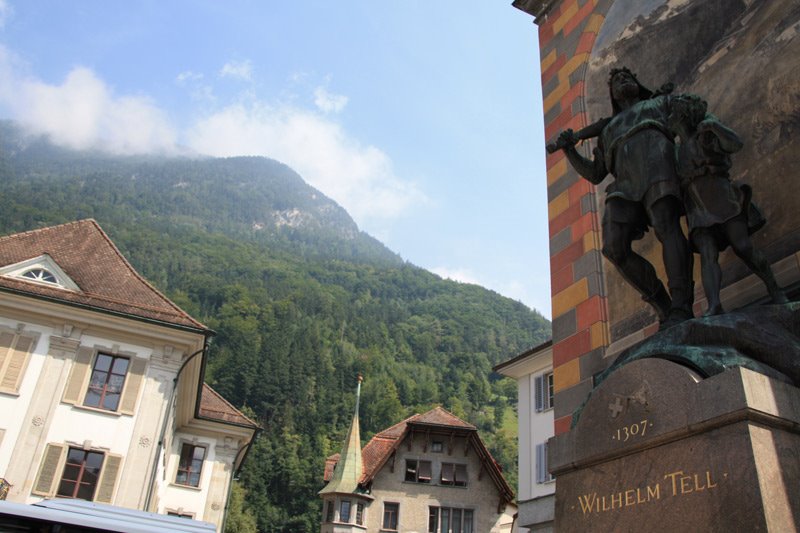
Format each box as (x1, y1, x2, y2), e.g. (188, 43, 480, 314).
(0, 219, 259, 532)
(494, 342, 555, 533)
(320, 380, 516, 533)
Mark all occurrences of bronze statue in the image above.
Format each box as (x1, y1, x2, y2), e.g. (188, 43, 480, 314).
(554, 68, 693, 328)
(667, 94, 788, 315)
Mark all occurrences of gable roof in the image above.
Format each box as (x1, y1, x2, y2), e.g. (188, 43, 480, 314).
(199, 383, 259, 429)
(323, 406, 514, 504)
(0, 219, 206, 330)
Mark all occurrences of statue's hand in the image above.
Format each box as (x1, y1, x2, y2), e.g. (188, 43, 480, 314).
(546, 129, 579, 153)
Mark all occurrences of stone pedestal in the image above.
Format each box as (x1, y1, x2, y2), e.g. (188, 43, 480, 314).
(549, 359, 800, 532)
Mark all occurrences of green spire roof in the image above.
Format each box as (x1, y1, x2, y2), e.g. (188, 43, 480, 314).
(319, 375, 363, 495)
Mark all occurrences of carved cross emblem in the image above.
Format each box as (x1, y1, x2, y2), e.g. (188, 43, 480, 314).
(609, 397, 624, 418)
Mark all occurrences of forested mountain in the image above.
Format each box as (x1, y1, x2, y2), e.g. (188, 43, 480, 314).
(0, 121, 550, 531)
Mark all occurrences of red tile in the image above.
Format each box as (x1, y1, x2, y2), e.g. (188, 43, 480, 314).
(553, 329, 591, 367)
(560, 81, 585, 112)
(575, 31, 597, 55)
(551, 264, 575, 295)
(564, 0, 597, 36)
(576, 295, 606, 330)
(549, 202, 582, 238)
(550, 239, 584, 274)
(570, 211, 597, 241)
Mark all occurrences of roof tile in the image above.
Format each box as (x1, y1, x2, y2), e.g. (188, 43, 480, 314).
(0, 220, 205, 330)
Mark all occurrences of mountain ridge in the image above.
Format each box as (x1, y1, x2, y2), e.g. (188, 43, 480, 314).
(0, 120, 550, 531)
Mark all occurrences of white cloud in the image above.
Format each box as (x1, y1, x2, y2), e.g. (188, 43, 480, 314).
(0, 0, 11, 29)
(313, 86, 348, 113)
(0, 44, 422, 224)
(431, 267, 481, 285)
(219, 60, 253, 81)
(185, 101, 427, 224)
(176, 70, 204, 84)
(0, 47, 177, 154)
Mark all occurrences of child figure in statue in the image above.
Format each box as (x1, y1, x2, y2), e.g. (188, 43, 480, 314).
(667, 94, 788, 315)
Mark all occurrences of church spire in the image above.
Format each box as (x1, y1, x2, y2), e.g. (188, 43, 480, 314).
(319, 374, 363, 494)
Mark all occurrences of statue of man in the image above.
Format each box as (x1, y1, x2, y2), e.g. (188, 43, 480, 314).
(556, 67, 693, 328)
(667, 94, 788, 315)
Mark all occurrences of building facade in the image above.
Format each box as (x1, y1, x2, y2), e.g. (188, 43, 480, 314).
(494, 342, 554, 532)
(320, 399, 516, 533)
(0, 220, 258, 531)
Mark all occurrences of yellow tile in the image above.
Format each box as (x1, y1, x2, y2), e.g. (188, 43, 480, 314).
(549, 190, 570, 220)
(547, 157, 568, 186)
(585, 13, 604, 35)
(590, 321, 610, 350)
(543, 80, 570, 114)
(558, 53, 590, 84)
(552, 1, 579, 35)
(541, 49, 557, 73)
(554, 358, 580, 392)
(583, 229, 602, 252)
(552, 278, 589, 318)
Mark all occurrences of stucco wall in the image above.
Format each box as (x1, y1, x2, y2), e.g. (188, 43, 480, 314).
(364, 433, 515, 532)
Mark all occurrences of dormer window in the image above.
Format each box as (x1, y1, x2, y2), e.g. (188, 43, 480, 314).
(0, 254, 80, 291)
(22, 268, 58, 284)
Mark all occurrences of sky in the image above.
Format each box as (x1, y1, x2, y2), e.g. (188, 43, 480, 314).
(0, 1, 551, 318)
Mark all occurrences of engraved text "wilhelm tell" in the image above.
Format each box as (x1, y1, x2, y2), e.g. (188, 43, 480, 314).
(577, 470, 721, 516)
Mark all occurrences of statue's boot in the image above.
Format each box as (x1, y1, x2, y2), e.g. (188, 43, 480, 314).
(661, 282, 694, 330)
(642, 284, 671, 323)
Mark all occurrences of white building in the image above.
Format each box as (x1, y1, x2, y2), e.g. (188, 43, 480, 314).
(494, 341, 554, 533)
(0, 219, 259, 531)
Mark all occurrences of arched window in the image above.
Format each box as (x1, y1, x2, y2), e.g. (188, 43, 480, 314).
(21, 268, 58, 284)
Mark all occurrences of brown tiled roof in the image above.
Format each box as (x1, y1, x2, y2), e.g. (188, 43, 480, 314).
(323, 406, 514, 503)
(410, 406, 477, 429)
(0, 220, 205, 330)
(199, 383, 259, 428)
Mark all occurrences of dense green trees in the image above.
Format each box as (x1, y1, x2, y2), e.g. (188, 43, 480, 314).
(0, 122, 550, 531)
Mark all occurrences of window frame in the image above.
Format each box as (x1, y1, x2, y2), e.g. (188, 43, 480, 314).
(534, 371, 554, 412)
(340, 499, 352, 523)
(174, 442, 207, 488)
(355, 501, 365, 525)
(429, 506, 474, 533)
(404, 458, 432, 483)
(56, 447, 105, 501)
(382, 502, 399, 531)
(440, 462, 468, 487)
(83, 353, 130, 412)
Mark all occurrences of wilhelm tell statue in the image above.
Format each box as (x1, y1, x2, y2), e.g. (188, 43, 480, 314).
(551, 67, 693, 328)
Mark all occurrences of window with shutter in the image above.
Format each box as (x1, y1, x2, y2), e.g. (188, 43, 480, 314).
(0, 331, 37, 395)
(63, 349, 146, 414)
(536, 442, 554, 483)
(57, 448, 104, 501)
(95, 454, 122, 504)
(62, 347, 94, 405)
(440, 462, 467, 487)
(534, 374, 544, 412)
(118, 357, 146, 414)
(32, 443, 66, 496)
(534, 371, 554, 412)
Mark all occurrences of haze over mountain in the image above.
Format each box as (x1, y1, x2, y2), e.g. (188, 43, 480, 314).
(0, 121, 550, 531)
